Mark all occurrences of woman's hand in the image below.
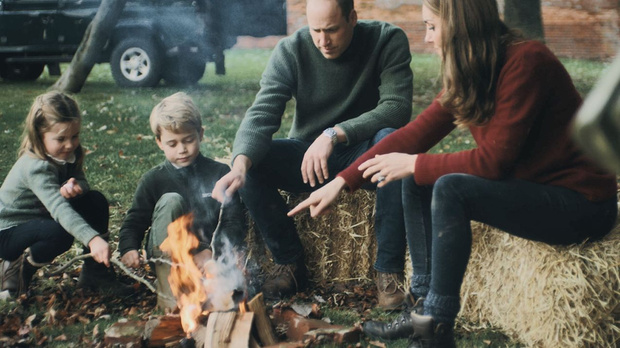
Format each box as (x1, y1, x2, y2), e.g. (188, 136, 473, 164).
(121, 250, 141, 269)
(88, 236, 110, 267)
(359, 153, 417, 188)
(288, 177, 347, 217)
(60, 178, 83, 199)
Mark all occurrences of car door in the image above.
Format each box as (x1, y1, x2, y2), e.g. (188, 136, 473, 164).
(0, 0, 58, 53)
(52, 0, 99, 53)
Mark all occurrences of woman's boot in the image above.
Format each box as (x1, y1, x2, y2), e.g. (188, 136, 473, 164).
(363, 296, 425, 339)
(408, 313, 456, 348)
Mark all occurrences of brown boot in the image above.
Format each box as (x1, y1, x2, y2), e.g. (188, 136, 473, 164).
(376, 271, 406, 310)
(0, 248, 45, 297)
(262, 259, 308, 300)
(154, 262, 177, 311)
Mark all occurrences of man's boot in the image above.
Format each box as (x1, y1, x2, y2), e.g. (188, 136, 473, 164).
(0, 248, 46, 297)
(262, 258, 308, 300)
(154, 262, 177, 311)
(376, 271, 406, 309)
(78, 258, 132, 296)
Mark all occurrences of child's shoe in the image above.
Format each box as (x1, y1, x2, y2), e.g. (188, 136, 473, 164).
(0, 248, 46, 297)
(77, 258, 132, 296)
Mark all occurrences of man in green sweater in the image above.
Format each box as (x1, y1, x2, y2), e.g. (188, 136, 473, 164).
(212, 0, 413, 307)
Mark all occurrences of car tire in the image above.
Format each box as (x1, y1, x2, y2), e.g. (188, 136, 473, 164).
(163, 56, 206, 86)
(0, 62, 44, 81)
(110, 38, 162, 87)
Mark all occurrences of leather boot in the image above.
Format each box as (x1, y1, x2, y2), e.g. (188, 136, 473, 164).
(78, 258, 132, 296)
(363, 296, 425, 339)
(154, 262, 177, 311)
(408, 313, 456, 348)
(262, 258, 308, 300)
(0, 248, 45, 297)
(376, 271, 406, 309)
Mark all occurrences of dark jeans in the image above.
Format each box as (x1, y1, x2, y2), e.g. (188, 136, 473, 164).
(240, 129, 407, 272)
(403, 174, 617, 324)
(0, 191, 109, 264)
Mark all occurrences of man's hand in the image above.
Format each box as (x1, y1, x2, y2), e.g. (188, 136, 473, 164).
(302, 127, 343, 187)
(121, 250, 141, 269)
(288, 177, 347, 217)
(60, 178, 83, 199)
(88, 236, 111, 267)
(212, 155, 251, 203)
(359, 153, 417, 188)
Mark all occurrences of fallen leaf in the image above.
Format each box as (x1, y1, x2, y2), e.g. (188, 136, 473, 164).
(54, 334, 67, 341)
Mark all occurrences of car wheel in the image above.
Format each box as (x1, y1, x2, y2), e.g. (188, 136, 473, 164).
(110, 38, 162, 87)
(163, 56, 206, 86)
(0, 63, 44, 81)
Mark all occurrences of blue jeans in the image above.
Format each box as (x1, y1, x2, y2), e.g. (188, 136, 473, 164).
(240, 129, 406, 272)
(403, 173, 617, 324)
(0, 191, 109, 264)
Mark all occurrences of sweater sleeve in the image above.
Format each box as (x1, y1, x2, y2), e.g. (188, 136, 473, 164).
(28, 161, 99, 246)
(118, 172, 159, 256)
(413, 43, 552, 185)
(339, 98, 456, 191)
(336, 27, 413, 144)
(231, 39, 295, 165)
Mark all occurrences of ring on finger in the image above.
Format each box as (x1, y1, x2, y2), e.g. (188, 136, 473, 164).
(377, 175, 386, 183)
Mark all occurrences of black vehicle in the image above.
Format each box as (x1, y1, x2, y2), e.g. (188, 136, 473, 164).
(0, 0, 286, 87)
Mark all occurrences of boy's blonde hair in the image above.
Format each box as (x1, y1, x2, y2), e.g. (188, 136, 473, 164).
(149, 92, 202, 139)
(19, 91, 84, 168)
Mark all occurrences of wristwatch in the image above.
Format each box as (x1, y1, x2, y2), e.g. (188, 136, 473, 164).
(322, 127, 338, 145)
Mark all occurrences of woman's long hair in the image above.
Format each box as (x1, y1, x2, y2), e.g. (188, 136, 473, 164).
(19, 91, 84, 169)
(424, 0, 522, 127)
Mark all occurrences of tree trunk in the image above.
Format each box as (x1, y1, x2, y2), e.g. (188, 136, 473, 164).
(503, 0, 545, 42)
(52, 0, 127, 93)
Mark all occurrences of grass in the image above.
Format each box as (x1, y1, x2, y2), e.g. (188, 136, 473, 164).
(0, 48, 611, 347)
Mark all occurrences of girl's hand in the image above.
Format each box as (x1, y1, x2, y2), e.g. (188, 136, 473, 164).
(88, 236, 110, 267)
(121, 250, 141, 269)
(60, 178, 83, 199)
(358, 153, 417, 188)
(288, 177, 347, 217)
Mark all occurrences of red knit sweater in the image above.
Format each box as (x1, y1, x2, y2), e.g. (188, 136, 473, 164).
(339, 41, 616, 202)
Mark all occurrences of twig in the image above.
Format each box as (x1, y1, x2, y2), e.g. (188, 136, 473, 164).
(47, 253, 93, 275)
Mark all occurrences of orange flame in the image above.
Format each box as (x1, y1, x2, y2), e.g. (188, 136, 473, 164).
(159, 213, 206, 334)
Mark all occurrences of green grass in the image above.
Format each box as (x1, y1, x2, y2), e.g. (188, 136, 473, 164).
(0, 49, 610, 347)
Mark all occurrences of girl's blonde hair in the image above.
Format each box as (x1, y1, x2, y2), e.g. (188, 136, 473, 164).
(424, 0, 522, 127)
(149, 92, 202, 139)
(19, 91, 84, 168)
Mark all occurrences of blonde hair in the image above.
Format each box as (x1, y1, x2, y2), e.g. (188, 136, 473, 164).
(424, 0, 522, 127)
(149, 92, 203, 139)
(19, 91, 84, 168)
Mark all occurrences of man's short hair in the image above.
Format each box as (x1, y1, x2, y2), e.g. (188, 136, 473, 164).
(149, 92, 202, 139)
(338, 0, 354, 20)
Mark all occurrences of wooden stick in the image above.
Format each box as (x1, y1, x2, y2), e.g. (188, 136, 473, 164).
(247, 293, 278, 346)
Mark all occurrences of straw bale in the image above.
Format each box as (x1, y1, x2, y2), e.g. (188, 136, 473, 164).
(247, 190, 620, 347)
(460, 221, 620, 347)
(247, 190, 378, 283)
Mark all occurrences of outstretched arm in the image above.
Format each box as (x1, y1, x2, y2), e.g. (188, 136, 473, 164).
(288, 177, 347, 218)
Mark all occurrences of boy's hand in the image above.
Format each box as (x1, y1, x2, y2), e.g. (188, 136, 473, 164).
(121, 250, 141, 268)
(88, 236, 110, 267)
(60, 178, 83, 199)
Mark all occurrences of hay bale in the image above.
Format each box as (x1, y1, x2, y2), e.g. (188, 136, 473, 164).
(247, 190, 620, 347)
(247, 190, 378, 283)
(460, 221, 620, 347)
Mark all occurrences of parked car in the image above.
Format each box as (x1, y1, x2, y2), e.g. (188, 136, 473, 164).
(0, 0, 287, 87)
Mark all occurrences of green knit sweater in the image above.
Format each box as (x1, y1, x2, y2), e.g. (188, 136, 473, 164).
(232, 20, 413, 165)
(0, 153, 98, 247)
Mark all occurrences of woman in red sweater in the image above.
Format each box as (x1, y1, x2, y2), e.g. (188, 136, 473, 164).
(288, 0, 618, 346)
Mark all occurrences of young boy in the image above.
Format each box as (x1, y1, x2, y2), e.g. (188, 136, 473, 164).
(118, 92, 246, 310)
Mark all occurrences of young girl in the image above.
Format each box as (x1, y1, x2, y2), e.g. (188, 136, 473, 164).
(0, 91, 127, 297)
(288, 0, 618, 346)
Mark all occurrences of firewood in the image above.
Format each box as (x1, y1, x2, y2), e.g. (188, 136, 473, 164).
(247, 293, 278, 346)
(204, 311, 254, 348)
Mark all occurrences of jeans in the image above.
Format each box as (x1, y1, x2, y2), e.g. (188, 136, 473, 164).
(403, 173, 617, 324)
(240, 128, 406, 272)
(0, 191, 109, 264)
